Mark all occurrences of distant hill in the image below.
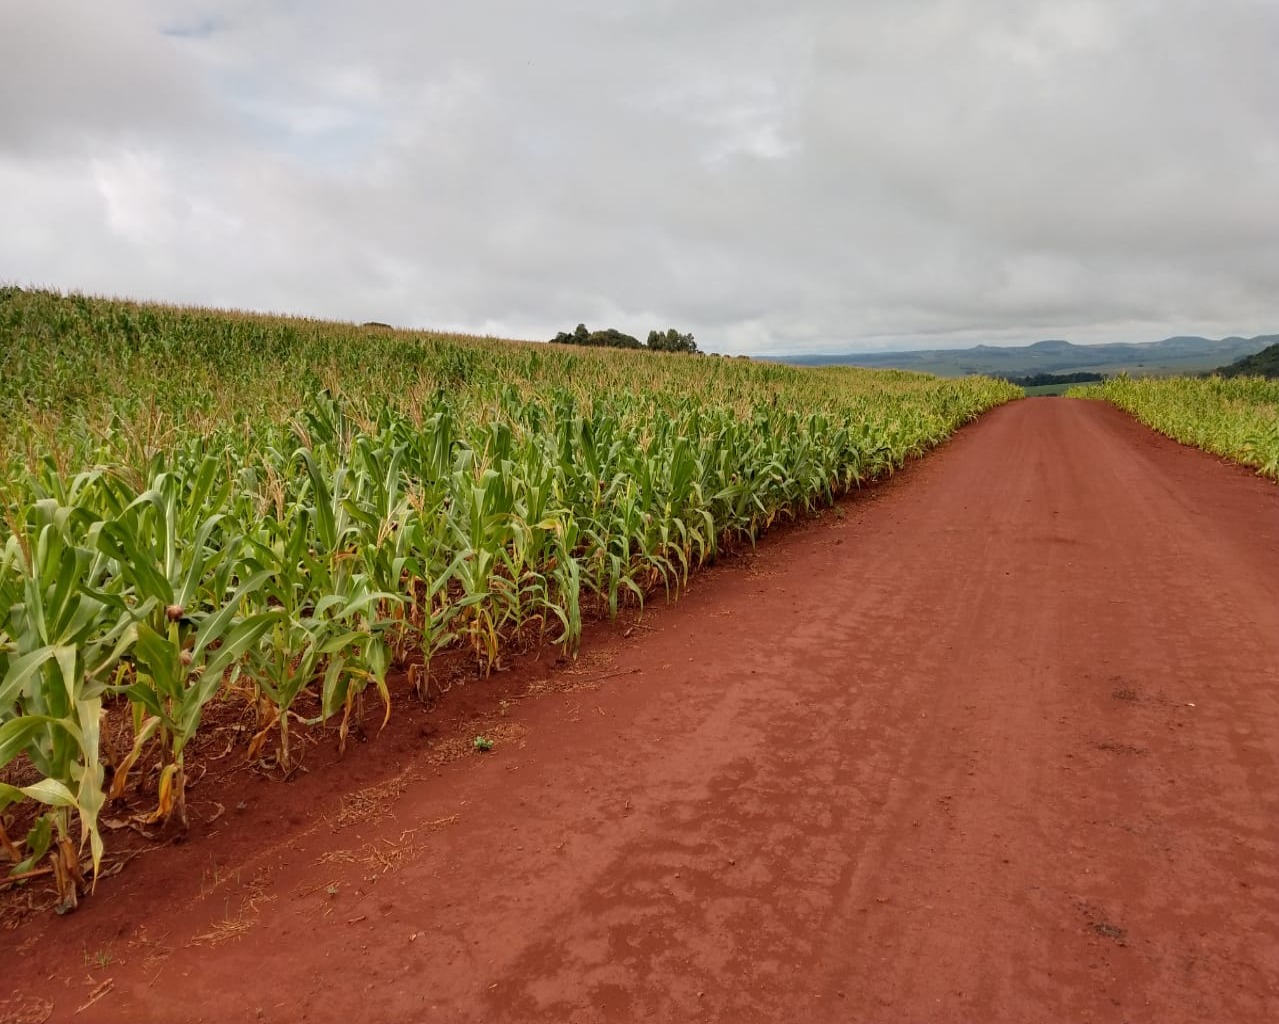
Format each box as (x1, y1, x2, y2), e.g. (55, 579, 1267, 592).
(1215, 342, 1279, 379)
(783, 335, 1277, 378)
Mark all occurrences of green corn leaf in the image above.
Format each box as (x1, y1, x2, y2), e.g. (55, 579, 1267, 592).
(15, 776, 77, 808)
(0, 646, 57, 708)
(0, 714, 61, 767)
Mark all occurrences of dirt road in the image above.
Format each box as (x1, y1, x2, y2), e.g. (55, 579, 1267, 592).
(6, 398, 1279, 1023)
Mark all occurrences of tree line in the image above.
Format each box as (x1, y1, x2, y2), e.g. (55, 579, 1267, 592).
(551, 324, 699, 354)
(1000, 371, 1105, 387)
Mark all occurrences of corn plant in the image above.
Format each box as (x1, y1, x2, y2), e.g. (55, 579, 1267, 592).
(0, 502, 134, 910)
(1073, 375, 1279, 481)
(0, 286, 1021, 905)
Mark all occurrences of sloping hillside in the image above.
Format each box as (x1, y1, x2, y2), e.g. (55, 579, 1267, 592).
(1216, 342, 1279, 379)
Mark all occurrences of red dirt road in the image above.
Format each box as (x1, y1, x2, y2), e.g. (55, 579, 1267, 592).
(6, 398, 1279, 1023)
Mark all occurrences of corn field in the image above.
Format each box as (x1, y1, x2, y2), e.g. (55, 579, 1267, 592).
(0, 288, 1018, 909)
(1071, 375, 1279, 482)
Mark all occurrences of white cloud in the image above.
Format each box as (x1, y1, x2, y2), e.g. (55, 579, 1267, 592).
(1, 0, 1276, 353)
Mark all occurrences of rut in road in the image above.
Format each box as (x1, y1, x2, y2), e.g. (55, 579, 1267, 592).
(9, 398, 1279, 1024)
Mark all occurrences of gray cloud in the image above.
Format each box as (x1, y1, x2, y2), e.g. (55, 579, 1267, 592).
(1, 0, 1276, 353)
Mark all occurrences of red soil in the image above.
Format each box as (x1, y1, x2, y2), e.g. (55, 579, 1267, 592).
(4, 398, 1279, 1023)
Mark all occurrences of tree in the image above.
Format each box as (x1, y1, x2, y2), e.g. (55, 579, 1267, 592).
(647, 328, 697, 354)
(550, 323, 696, 353)
(550, 324, 643, 350)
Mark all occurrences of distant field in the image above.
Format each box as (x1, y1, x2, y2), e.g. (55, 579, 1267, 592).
(0, 287, 1018, 911)
(1023, 382, 1100, 397)
(882, 355, 1249, 379)
(1052, 359, 1228, 377)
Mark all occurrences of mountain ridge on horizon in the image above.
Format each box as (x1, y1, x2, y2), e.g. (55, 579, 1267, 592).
(779, 334, 1277, 377)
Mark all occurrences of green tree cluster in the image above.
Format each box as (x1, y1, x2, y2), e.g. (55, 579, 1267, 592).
(550, 324, 699, 354)
(1001, 371, 1104, 387)
(551, 324, 643, 350)
(646, 328, 698, 354)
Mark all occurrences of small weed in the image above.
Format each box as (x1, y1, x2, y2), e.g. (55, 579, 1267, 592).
(473, 736, 494, 753)
(83, 945, 113, 970)
(1091, 921, 1128, 943)
(1094, 739, 1145, 756)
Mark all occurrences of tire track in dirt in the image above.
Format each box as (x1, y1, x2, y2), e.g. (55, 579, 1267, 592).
(6, 398, 1279, 1023)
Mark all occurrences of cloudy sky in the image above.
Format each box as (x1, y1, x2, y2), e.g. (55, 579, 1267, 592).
(2, 1, 1276, 355)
